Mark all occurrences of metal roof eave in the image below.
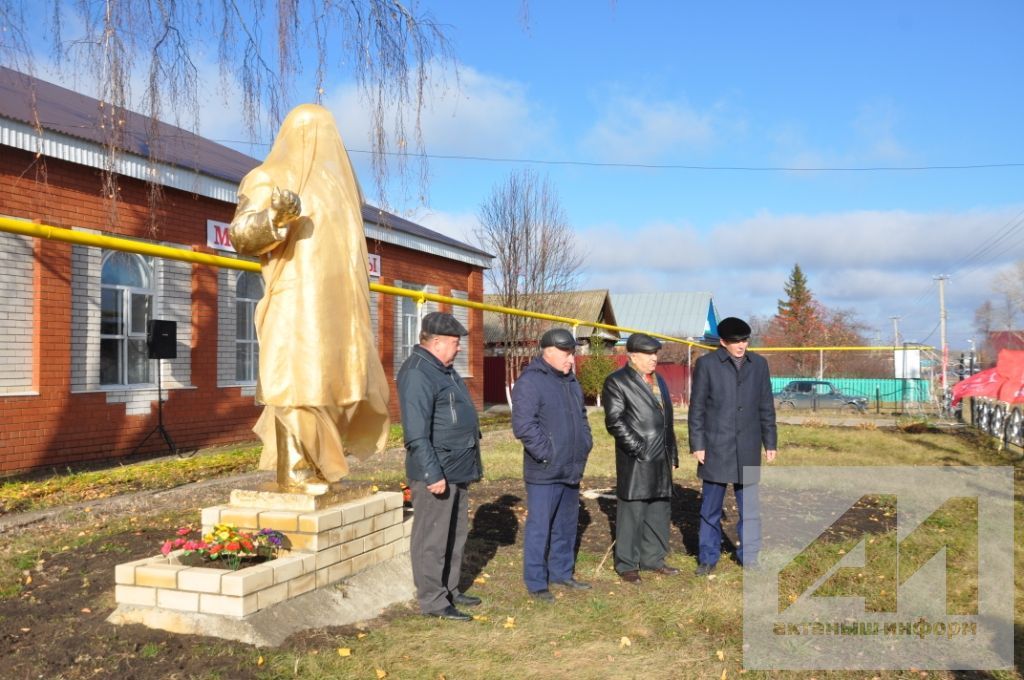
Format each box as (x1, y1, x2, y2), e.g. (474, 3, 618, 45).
(2, 116, 491, 269)
(1, 116, 241, 203)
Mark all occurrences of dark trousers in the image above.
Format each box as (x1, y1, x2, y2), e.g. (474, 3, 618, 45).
(614, 496, 671, 573)
(698, 480, 761, 566)
(523, 482, 580, 592)
(409, 479, 470, 614)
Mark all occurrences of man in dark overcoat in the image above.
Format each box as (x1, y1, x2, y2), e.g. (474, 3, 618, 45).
(602, 333, 680, 584)
(512, 328, 593, 602)
(398, 312, 483, 620)
(688, 317, 777, 575)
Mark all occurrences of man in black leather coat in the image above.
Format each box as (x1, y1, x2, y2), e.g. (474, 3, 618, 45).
(688, 317, 777, 576)
(602, 333, 680, 583)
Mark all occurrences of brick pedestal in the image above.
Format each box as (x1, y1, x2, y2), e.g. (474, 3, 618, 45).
(112, 491, 412, 621)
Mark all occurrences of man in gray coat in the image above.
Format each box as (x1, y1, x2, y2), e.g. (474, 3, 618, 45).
(398, 311, 483, 620)
(602, 333, 680, 584)
(688, 317, 777, 575)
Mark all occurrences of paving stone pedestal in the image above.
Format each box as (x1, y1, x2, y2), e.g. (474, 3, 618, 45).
(108, 490, 414, 643)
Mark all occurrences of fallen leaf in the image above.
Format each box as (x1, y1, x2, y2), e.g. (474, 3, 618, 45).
(474, 577, 487, 585)
(716, 650, 725, 661)
(472, 615, 489, 622)
(371, 485, 380, 493)
(80, 608, 92, 614)
(375, 669, 387, 679)
(23, 575, 31, 585)
(337, 647, 351, 657)
(257, 655, 265, 666)
(19, 627, 30, 632)
(503, 616, 516, 629)
(619, 636, 631, 648)
(721, 669, 728, 680)
(357, 632, 368, 639)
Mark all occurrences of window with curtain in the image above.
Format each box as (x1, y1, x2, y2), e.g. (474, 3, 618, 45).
(235, 271, 264, 382)
(100, 251, 153, 385)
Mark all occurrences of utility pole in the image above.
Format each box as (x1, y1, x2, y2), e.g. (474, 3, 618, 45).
(935, 275, 950, 401)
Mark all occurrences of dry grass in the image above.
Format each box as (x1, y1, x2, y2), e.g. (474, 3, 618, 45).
(1, 418, 1020, 678)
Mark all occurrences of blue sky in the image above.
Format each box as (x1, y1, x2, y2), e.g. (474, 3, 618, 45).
(31, 1, 1024, 350)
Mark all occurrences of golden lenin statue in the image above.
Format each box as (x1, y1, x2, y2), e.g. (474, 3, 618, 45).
(229, 104, 390, 493)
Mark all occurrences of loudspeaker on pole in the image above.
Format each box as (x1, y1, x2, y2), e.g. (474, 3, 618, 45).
(147, 319, 177, 359)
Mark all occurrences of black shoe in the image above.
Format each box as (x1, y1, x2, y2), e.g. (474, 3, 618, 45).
(424, 605, 472, 621)
(452, 593, 482, 607)
(529, 589, 556, 603)
(695, 563, 716, 577)
(551, 578, 592, 590)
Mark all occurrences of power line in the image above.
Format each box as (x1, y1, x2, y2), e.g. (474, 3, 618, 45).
(323, 149, 1024, 173)
(30, 120, 1024, 174)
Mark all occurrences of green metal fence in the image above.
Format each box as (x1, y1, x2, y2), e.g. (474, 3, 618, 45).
(770, 377, 932, 403)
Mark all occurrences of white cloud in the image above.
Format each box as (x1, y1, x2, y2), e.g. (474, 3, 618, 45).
(771, 100, 910, 170)
(323, 62, 550, 158)
(577, 206, 1024, 348)
(579, 93, 715, 163)
(404, 207, 480, 245)
(852, 101, 908, 163)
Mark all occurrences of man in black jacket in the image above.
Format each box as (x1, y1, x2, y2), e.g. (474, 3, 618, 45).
(398, 311, 483, 621)
(512, 328, 594, 602)
(688, 317, 777, 576)
(602, 333, 680, 584)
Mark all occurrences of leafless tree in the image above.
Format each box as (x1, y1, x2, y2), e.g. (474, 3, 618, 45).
(0, 0, 455, 219)
(474, 169, 583, 402)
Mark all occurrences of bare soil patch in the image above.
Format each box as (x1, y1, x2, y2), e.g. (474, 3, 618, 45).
(0, 475, 887, 679)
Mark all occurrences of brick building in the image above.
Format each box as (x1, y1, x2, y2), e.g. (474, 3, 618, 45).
(0, 67, 491, 474)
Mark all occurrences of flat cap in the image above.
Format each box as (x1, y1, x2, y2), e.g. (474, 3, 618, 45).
(421, 311, 468, 337)
(717, 317, 751, 341)
(626, 333, 662, 353)
(540, 328, 578, 351)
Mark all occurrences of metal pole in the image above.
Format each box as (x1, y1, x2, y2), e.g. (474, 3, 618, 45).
(936, 275, 949, 405)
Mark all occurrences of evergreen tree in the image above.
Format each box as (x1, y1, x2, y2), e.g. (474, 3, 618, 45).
(774, 263, 826, 349)
(763, 263, 860, 376)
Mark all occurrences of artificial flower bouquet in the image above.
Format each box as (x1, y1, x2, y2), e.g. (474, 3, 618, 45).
(160, 523, 287, 570)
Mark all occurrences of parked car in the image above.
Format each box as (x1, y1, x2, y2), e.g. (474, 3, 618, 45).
(774, 380, 868, 413)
